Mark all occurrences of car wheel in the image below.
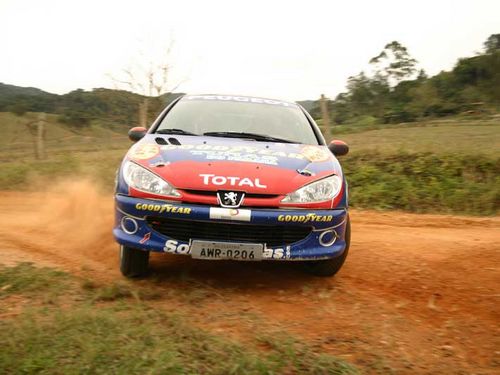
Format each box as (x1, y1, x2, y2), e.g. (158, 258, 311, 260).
(119, 245, 150, 278)
(302, 216, 350, 277)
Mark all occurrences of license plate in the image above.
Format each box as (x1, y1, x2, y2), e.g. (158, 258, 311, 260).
(190, 240, 263, 261)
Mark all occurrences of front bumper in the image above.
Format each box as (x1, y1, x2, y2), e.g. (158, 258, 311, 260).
(113, 194, 349, 261)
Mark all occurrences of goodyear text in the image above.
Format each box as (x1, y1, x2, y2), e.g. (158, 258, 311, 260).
(135, 203, 191, 214)
(278, 213, 332, 223)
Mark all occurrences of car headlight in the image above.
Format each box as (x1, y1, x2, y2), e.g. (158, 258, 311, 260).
(281, 175, 342, 204)
(123, 160, 180, 197)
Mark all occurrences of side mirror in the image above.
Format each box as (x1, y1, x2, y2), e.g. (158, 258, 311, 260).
(128, 127, 147, 142)
(328, 140, 349, 156)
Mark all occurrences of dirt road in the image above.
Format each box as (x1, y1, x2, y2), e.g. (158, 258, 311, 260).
(1, 179, 498, 374)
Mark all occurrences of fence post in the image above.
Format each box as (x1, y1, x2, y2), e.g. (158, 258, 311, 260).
(35, 113, 46, 160)
(319, 94, 332, 141)
(139, 98, 149, 128)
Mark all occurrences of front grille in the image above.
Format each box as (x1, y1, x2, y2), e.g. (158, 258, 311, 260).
(183, 189, 279, 199)
(146, 217, 312, 246)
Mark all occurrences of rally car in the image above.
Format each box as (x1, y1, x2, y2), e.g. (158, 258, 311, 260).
(113, 94, 350, 277)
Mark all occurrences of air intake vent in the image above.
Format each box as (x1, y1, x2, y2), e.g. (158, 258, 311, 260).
(168, 137, 181, 145)
(146, 217, 312, 247)
(155, 137, 168, 145)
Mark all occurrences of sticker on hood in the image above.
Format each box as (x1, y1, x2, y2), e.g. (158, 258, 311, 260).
(161, 144, 306, 162)
(200, 174, 267, 188)
(130, 144, 160, 160)
(301, 146, 331, 162)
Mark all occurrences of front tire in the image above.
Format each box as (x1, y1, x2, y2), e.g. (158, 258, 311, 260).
(119, 245, 150, 278)
(303, 216, 351, 277)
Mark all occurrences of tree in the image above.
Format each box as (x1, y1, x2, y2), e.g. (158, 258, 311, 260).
(110, 40, 182, 128)
(58, 89, 101, 127)
(330, 93, 351, 124)
(346, 72, 389, 118)
(407, 81, 443, 117)
(325, 36, 500, 123)
(484, 34, 500, 54)
(369, 41, 418, 87)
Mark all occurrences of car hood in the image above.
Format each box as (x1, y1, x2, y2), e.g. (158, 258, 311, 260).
(126, 135, 342, 195)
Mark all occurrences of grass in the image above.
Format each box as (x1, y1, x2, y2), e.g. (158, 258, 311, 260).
(0, 262, 70, 297)
(336, 119, 500, 156)
(0, 148, 125, 190)
(0, 111, 130, 163)
(0, 111, 129, 189)
(329, 117, 500, 215)
(0, 263, 359, 374)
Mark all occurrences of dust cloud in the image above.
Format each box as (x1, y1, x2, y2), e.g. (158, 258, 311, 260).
(0, 178, 117, 273)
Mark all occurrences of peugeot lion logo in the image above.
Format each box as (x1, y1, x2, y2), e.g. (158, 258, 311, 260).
(217, 191, 245, 208)
(224, 192, 238, 206)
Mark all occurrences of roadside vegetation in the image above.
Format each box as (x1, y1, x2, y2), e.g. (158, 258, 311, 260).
(1, 111, 497, 215)
(338, 119, 500, 215)
(0, 263, 358, 374)
(0, 112, 129, 189)
(344, 151, 499, 215)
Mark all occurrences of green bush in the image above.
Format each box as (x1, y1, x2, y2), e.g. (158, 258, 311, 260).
(347, 115, 379, 127)
(343, 152, 500, 215)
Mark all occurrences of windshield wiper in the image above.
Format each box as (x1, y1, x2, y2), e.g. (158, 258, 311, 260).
(203, 131, 294, 143)
(156, 128, 198, 136)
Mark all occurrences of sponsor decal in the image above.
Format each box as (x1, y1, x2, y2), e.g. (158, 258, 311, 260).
(263, 246, 291, 259)
(135, 203, 191, 214)
(184, 95, 298, 108)
(130, 144, 160, 160)
(160, 144, 306, 161)
(301, 146, 330, 162)
(278, 213, 333, 223)
(163, 239, 190, 254)
(200, 174, 267, 188)
(139, 232, 152, 244)
(209, 207, 251, 222)
(192, 150, 279, 165)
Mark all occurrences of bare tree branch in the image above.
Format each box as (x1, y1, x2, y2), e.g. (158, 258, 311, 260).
(108, 38, 182, 127)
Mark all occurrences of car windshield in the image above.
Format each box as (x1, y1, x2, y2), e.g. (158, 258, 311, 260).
(155, 95, 319, 144)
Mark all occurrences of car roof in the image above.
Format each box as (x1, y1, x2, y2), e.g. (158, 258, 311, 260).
(180, 94, 299, 107)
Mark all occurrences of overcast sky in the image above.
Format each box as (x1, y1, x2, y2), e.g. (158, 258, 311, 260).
(1, 0, 498, 101)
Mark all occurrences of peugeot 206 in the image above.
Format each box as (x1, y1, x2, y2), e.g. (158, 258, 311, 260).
(114, 94, 350, 277)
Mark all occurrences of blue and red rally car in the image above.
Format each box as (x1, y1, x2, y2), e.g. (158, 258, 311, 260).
(113, 94, 350, 277)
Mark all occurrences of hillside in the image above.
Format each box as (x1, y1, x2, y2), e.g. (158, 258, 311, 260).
(0, 112, 128, 157)
(0, 82, 52, 98)
(0, 83, 184, 128)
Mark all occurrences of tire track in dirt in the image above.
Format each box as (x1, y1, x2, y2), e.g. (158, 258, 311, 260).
(1, 179, 499, 374)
